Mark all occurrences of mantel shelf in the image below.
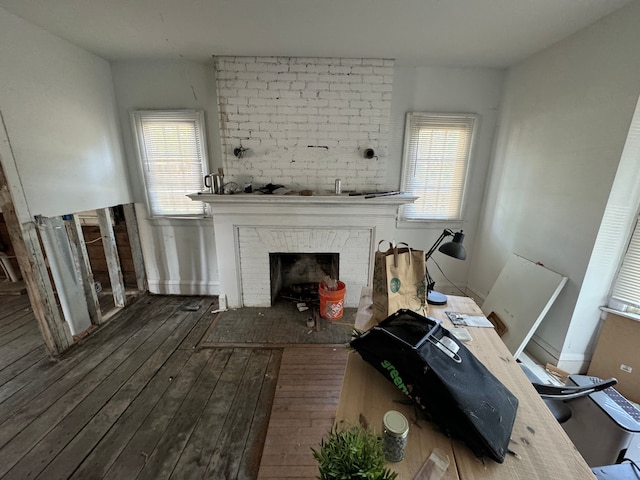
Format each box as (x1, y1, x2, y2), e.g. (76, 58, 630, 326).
(188, 192, 417, 207)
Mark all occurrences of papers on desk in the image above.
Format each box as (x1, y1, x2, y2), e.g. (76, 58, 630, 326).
(446, 311, 494, 328)
(450, 327, 473, 342)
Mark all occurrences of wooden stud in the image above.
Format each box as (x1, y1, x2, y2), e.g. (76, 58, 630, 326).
(97, 208, 126, 308)
(122, 203, 147, 293)
(65, 215, 102, 325)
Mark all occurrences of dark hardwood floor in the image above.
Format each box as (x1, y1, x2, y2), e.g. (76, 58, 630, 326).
(0, 293, 348, 480)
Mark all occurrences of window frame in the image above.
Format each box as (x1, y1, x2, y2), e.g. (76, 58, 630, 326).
(398, 112, 478, 223)
(131, 109, 209, 219)
(609, 214, 640, 314)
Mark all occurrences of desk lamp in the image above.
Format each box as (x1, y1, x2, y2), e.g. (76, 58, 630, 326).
(425, 229, 467, 305)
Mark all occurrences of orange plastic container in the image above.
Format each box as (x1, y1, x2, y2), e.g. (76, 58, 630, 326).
(319, 281, 346, 320)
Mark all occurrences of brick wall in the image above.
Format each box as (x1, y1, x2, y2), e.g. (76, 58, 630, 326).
(214, 56, 393, 192)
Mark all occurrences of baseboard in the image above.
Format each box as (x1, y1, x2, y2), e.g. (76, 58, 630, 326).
(525, 335, 591, 374)
(524, 334, 560, 365)
(148, 280, 220, 296)
(463, 285, 486, 307)
(556, 354, 591, 374)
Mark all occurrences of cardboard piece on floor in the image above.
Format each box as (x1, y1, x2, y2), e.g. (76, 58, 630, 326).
(480, 253, 568, 359)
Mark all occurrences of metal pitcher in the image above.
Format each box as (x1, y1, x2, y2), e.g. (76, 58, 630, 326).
(204, 173, 224, 194)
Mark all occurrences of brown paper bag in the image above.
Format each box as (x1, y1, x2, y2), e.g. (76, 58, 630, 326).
(371, 241, 427, 322)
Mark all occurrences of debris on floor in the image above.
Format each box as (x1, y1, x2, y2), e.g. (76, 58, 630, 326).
(179, 305, 200, 312)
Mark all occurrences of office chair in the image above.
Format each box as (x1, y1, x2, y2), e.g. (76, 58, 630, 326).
(519, 364, 616, 423)
(521, 363, 640, 474)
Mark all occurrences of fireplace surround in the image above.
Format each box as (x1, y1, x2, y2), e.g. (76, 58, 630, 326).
(190, 192, 416, 308)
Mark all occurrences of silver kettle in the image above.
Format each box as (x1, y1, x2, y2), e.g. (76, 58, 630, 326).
(204, 173, 224, 194)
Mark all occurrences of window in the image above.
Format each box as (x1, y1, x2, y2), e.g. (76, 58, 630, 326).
(610, 215, 640, 313)
(399, 113, 478, 221)
(132, 110, 208, 217)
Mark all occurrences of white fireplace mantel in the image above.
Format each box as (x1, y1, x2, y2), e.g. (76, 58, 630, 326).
(189, 192, 416, 308)
(189, 192, 415, 210)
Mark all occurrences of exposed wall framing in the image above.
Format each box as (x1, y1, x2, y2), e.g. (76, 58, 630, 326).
(0, 135, 74, 356)
(2, 112, 148, 354)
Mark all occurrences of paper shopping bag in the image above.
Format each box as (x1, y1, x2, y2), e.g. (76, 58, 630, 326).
(371, 241, 427, 322)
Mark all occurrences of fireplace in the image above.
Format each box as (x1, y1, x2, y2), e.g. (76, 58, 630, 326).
(270, 252, 339, 304)
(189, 192, 416, 309)
(238, 225, 369, 307)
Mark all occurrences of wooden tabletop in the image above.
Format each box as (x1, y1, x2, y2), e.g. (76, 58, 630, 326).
(335, 296, 596, 480)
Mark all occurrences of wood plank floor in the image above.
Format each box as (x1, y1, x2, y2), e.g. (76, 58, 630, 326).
(258, 347, 349, 480)
(0, 293, 349, 479)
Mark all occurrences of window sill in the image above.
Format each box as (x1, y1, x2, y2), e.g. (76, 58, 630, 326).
(146, 216, 212, 227)
(396, 219, 464, 230)
(600, 306, 640, 323)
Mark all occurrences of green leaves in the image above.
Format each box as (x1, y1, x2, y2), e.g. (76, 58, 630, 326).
(311, 425, 398, 480)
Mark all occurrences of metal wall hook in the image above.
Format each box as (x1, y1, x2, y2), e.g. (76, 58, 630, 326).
(233, 146, 249, 158)
(363, 148, 377, 159)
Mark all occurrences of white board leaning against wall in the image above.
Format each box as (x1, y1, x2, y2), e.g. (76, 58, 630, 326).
(481, 253, 568, 359)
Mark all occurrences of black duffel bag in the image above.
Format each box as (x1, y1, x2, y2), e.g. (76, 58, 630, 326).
(350, 309, 519, 463)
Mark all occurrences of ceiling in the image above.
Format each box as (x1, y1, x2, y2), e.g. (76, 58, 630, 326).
(0, 0, 633, 67)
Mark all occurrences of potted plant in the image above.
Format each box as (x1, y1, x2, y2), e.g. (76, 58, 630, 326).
(312, 424, 398, 480)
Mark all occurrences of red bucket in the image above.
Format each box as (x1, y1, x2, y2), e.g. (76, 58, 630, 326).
(319, 281, 346, 320)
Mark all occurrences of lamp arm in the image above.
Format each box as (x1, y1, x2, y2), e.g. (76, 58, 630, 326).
(425, 229, 454, 293)
(424, 229, 454, 260)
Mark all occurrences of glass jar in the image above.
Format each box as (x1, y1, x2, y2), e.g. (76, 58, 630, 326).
(382, 410, 409, 462)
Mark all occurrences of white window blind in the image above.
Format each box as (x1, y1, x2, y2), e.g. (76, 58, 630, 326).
(611, 216, 640, 309)
(132, 110, 208, 217)
(400, 113, 477, 221)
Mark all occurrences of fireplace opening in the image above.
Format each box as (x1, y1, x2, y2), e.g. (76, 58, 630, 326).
(269, 253, 339, 305)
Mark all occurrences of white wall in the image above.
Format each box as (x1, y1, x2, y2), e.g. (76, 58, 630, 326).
(469, 0, 640, 370)
(110, 60, 221, 295)
(0, 7, 131, 220)
(388, 66, 505, 292)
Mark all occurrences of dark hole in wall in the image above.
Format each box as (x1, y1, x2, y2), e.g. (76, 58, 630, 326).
(0, 212, 19, 276)
(269, 253, 339, 305)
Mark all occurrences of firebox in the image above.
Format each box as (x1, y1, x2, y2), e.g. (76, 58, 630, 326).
(269, 253, 339, 305)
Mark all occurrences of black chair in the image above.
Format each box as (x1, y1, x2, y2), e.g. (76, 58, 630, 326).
(519, 363, 616, 423)
(519, 363, 640, 478)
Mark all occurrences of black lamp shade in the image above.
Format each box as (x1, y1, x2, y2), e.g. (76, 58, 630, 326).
(438, 231, 467, 260)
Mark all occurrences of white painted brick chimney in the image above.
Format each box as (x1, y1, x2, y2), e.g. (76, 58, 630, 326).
(214, 56, 394, 192)
(200, 56, 407, 310)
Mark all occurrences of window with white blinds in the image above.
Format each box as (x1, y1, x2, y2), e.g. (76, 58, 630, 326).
(610, 215, 640, 310)
(400, 113, 478, 221)
(132, 110, 208, 217)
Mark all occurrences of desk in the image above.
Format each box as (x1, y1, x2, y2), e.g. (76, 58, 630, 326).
(335, 296, 595, 479)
